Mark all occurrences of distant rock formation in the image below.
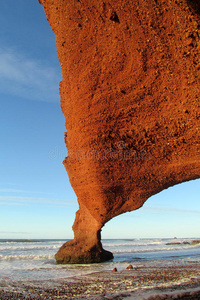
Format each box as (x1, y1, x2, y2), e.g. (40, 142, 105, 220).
(166, 240, 200, 245)
(40, 0, 200, 263)
(191, 240, 200, 245)
(166, 242, 190, 245)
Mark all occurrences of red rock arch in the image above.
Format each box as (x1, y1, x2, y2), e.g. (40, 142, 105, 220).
(40, 0, 200, 263)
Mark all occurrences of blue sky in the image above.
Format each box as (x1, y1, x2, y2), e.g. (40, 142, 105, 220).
(0, 0, 199, 240)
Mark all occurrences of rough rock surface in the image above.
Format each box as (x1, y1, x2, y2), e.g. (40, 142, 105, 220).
(40, 0, 200, 263)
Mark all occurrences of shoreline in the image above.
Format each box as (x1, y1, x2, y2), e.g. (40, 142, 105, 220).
(0, 259, 200, 299)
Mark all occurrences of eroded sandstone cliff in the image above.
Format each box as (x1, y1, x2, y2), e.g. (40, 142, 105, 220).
(40, 0, 200, 263)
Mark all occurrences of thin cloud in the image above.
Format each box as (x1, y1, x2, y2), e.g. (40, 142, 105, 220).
(0, 231, 28, 234)
(0, 189, 30, 193)
(0, 188, 57, 196)
(0, 48, 61, 102)
(144, 205, 200, 215)
(0, 196, 76, 206)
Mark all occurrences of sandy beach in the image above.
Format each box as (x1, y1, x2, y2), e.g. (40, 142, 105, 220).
(0, 259, 200, 299)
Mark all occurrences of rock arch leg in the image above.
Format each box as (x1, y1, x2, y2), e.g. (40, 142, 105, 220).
(55, 208, 113, 264)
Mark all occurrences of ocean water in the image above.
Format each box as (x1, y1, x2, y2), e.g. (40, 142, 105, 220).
(0, 238, 200, 284)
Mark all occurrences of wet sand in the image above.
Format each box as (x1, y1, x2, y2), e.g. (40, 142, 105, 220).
(0, 259, 200, 299)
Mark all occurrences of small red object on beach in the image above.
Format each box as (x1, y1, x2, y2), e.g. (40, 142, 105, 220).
(112, 267, 118, 272)
(126, 264, 133, 270)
